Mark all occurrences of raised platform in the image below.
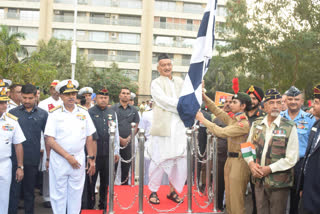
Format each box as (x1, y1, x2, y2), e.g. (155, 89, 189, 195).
(81, 185, 223, 214)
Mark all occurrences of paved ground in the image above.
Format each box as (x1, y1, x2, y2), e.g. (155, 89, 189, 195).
(17, 189, 253, 214)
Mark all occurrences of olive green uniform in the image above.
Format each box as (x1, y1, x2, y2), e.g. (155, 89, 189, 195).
(202, 95, 250, 214)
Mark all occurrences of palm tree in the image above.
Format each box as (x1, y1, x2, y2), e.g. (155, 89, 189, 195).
(0, 25, 26, 77)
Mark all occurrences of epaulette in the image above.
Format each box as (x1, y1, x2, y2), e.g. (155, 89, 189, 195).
(6, 112, 18, 121)
(49, 105, 62, 113)
(77, 104, 88, 111)
(306, 112, 314, 119)
(281, 117, 296, 126)
(235, 114, 248, 122)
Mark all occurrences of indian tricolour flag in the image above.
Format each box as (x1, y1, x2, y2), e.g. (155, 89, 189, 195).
(240, 142, 256, 160)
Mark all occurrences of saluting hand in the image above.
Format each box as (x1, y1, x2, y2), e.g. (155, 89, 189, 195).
(66, 155, 81, 169)
(87, 159, 96, 176)
(16, 168, 24, 182)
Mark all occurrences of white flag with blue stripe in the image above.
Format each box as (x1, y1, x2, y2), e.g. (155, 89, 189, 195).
(177, 0, 217, 127)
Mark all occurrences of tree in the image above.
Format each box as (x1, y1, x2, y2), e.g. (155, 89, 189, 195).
(0, 25, 27, 78)
(205, 0, 320, 100)
(89, 62, 138, 103)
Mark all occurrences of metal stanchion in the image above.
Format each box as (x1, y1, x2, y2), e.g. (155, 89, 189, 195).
(130, 122, 136, 187)
(186, 128, 193, 213)
(206, 130, 212, 196)
(138, 129, 145, 214)
(108, 124, 116, 214)
(212, 135, 218, 212)
(193, 125, 199, 187)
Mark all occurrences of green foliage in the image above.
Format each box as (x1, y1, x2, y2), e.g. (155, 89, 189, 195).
(205, 0, 320, 100)
(89, 62, 138, 103)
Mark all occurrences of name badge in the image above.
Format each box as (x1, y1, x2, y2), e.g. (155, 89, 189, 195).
(256, 125, 263, 130)
(312, 127, 317, 132)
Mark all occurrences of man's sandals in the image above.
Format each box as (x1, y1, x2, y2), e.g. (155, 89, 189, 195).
(167, 191, 183, 203)
(149, 192, 160, 204)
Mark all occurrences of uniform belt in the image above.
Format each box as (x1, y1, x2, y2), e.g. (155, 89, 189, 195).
(228, 152, 239, 158)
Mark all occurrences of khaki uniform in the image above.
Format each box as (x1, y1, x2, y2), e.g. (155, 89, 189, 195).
(202, 95, 250, 214)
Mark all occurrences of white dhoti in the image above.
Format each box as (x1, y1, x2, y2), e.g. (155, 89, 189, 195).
(0, 158, 12, 213)
(148, 113, 187, 193)
(49, 151, 85, 214)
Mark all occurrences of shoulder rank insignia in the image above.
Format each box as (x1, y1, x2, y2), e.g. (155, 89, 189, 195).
(49, 105, 62, 113)
(77, 104, 88, 111)
(6, 112, 18, 121)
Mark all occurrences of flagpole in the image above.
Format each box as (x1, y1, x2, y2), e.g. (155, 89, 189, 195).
(71, 0, 78, 80)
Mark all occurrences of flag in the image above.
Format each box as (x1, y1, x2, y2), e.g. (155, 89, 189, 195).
(240, 142, 256, 160)
(177, 0, 217, 127)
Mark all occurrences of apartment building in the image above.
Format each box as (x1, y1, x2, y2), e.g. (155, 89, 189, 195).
(0, 0, 228, 98)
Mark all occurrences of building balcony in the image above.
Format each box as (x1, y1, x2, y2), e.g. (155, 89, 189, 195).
(152, 57, 190, 66)
(154, 21, 199, 32)
(88, 54, 140, 63)
(53, 15, 141, 27)
(54, 0, 142, 9)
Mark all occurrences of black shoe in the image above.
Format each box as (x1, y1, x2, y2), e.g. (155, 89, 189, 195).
(43, 201, 51, 208)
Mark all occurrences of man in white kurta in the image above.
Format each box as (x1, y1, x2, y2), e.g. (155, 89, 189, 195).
(38, 80, 62, 208)
(148, 53, 187, 204)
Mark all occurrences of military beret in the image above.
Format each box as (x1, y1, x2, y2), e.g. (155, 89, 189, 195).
(79, 87, 93, 95)
(56, 79, 79, 94)
(264, 88, 282, 102)
(233, 92, 252, 103)
(245, 85, 264, 102)
(286, 86, 301, 97)
(314, 84, 320, 99)
(158, 53, 170, 62)
(97, 88, 109, 96)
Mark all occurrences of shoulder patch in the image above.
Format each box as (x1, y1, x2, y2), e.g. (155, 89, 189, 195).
(6, 112, 18, 121)
(77, 104, 88, 111)
(235, 114, 248, 122)
(49, 105, 62, 113)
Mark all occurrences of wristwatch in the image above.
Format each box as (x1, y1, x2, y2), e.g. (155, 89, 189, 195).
(17, 166, 24, 170)
(87, 155, 95, 160)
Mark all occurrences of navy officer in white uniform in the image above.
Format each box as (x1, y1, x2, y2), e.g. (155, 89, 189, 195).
(0, 86, 25, 213)
(44, 79, 97, 214)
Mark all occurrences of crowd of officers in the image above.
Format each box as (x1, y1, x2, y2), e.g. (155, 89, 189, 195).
(0, 76, 320, 214)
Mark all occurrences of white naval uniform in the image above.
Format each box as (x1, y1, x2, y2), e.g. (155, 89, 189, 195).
(7, 99, 19, 112)
(44, 104, 96, 214)
(0, 113, 25, 213)
(148, 77, 187, 193)
(38, 96, 63, 202)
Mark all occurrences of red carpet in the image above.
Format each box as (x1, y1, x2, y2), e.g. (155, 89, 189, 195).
(82, 185, 222, 214)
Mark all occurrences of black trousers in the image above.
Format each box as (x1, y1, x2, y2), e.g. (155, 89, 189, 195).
(290, 158, 304, 214)
(8, 164, 38, 214)
(120, 144, 132, 185)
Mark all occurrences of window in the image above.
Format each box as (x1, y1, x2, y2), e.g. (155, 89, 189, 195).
(152, 70, 160, 80)
(154, 36, 174, 47)
(91, 0, 106, 6)
(0, 9, 4, 19)
(7, 8, 19, 19)
(53, 29, 73, 40)
(89, 31, 108, 42)
(183, 3, 203, 14)
(121, 69, 139, 81)
(117, 50, 139, 62)
(118, 33, 140, 44)
(119, 0, 142, 9)
(19, 27, 38, 40)
(155, 0, 176, 12)
(20, 10, 39, 21)
(88, 49, 108, 61)
(119, 15, 140, 27)
(217, 5, 227, 17)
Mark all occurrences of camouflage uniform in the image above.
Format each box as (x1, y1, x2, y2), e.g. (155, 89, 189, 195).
(202, 95, 250, 214)
(247, 115, 299, 214)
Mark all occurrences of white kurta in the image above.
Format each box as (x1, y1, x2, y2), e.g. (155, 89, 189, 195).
(148, 77, 187, 193)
